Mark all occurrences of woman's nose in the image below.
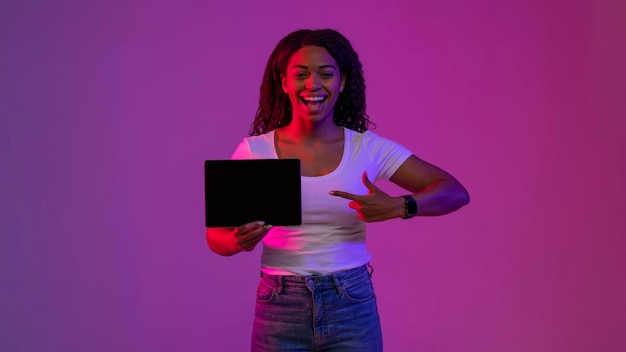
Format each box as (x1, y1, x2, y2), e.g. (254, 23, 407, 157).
(306, 75, 321, 90)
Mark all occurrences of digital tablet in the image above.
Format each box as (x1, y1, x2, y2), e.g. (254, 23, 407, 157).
(204, 158, 302, 228)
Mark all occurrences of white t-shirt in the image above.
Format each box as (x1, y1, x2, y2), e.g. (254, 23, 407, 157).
(231, 127, 412, 275)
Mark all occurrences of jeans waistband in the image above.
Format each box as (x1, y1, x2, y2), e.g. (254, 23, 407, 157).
(260, 264, 373, 292)
(261, 264, 373, 280)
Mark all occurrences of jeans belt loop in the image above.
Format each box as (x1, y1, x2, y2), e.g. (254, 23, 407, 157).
(278, 275, 285, 294)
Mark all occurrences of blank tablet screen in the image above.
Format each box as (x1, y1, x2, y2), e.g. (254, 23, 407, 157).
(204, 159, 302, 228)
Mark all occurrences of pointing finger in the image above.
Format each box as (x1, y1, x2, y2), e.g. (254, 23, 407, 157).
(328, 190, 362, 201)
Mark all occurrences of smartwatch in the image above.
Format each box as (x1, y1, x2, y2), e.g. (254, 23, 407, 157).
(401, 195, 418, 219)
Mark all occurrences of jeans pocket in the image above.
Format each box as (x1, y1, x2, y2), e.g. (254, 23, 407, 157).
(256, 277, 276, 302)
(341, 277, 375, 302)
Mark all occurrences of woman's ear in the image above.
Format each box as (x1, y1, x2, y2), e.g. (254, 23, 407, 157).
(281, 74, 288, 93)
(340, 74, 346, 92)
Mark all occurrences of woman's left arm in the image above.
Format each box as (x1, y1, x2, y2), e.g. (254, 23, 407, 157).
(390, 154, 470, 216)
(329, 154, 469, 221)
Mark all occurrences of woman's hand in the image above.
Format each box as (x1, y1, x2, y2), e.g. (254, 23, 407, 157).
(234, 221, 273, 252)
(329, 171, 405, 222)
(206, 221, 273, 256)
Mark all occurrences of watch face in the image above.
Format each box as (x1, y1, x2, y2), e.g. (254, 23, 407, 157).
(406, 199, 418, 215)
(402, 195, 418, 218)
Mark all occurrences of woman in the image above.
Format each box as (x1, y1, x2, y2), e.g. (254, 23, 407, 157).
(206, 28, 470, 351)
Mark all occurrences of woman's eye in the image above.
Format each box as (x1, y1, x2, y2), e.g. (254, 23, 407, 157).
(320, 72, 334, 78)
(294, 72, 308, 79)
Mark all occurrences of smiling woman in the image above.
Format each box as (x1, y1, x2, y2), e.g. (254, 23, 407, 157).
(281, 45, 345, 124)
(205, 28, 470, 351)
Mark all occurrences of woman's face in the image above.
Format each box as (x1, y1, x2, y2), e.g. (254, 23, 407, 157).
(281, 45, 346, 126)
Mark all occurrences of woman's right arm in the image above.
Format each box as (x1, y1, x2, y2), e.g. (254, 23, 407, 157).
(206, 221, 273, 256)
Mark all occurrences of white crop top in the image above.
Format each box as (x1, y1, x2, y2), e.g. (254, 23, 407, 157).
(231, 128, 412, 275)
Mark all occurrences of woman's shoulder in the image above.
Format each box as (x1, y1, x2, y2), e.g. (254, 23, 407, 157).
(232, 130, 276, 159)
(347, 127, 412, 156)
(244, 130, 274, 142)
(347, 128, 390, 146)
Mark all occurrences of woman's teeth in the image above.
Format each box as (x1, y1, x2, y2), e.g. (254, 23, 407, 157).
(302, 96, 326, 103)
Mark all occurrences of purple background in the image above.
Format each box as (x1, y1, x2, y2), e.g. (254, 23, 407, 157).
(2, 1, 625, 351)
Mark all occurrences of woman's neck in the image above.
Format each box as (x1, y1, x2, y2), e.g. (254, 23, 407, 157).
(278, 121, 343, 144)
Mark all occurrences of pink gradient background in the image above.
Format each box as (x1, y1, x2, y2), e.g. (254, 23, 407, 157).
(2, 1, 625, 351)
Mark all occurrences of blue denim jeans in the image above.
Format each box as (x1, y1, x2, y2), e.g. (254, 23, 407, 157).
(251, 264, 383, 351)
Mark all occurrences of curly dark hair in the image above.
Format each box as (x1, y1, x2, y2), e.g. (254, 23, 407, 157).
(249, 28, 375, 136)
